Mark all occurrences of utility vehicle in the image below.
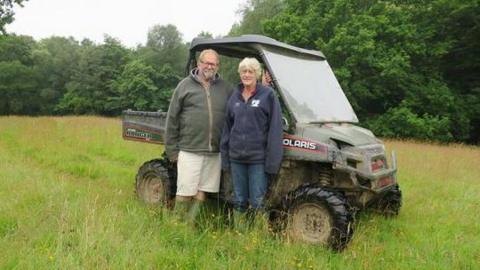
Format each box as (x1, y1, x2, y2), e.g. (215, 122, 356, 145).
(122, 35, 402, 250)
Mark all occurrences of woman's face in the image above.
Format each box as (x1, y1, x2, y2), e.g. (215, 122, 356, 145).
(240, 68, 257, 88)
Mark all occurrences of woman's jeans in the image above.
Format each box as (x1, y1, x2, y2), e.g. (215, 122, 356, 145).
(230, 161, 268, 212)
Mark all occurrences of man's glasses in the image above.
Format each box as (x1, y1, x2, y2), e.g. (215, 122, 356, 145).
(200, 61, 218, 67)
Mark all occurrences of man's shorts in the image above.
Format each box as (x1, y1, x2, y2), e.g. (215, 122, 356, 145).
(176, 150, 221, 196)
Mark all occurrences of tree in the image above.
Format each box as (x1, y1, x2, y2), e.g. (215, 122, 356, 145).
(365, 106, 453, 142)
(0, 33, 34, 64)
(420, 0, 480, 143)
(262, 0, 479, 142)
(0, 60, 39, 114)
(229, 0, 285, 36)
(56, 36, 131, 115)
(32, 36, 81, 114)
(196, 31, 213, 38)
(0, 34, 39, 115)
(0, 0, 28, 34)
(107, 60, 179, 112)
(223, 0, 286, 84)
(137, 24, 187, 75)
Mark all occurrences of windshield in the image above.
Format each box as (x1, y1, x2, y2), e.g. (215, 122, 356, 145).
(262, 48, 358, 123)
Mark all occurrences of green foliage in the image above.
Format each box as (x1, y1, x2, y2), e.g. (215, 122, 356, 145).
(229, 0, 285, 36)
(32, 36, 81, 114)
(0, 0, 28, 34)
(0, 33, 35, 64)
(366, 106, 453, 142)
(0, 23, 187, 117)
(138, 24, 187, 75)
(423, 0, 480, 143)
(196, 31, 213, 38)
(0, 34, 40, 115)
(262, 0, 480, 143)
(108, 60, 179, 112)
(55, 36, 132, 115)
(0, 60, 39, 114)
(231, 0, 480, 142)
(225, 0, 286, 85)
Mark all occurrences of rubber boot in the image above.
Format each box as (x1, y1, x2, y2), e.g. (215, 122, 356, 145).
(197, 199, 213, 223)
(186, 200, 204, 226)
(174, 200, 192, 221)
(233, 209, 248, 232)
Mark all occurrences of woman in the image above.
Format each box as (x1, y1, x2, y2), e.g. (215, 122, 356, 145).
(220, 57, 283, 225)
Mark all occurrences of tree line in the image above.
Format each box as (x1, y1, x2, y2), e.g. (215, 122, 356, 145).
(1, 0, 479, 144)
(0, 24, 186, 115)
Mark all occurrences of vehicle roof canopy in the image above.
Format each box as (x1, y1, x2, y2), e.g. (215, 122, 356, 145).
(189, 35, 358, 124)
(189, 35, 325, 60)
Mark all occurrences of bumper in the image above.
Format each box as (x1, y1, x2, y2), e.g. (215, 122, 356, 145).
(334, 151, 398, 193)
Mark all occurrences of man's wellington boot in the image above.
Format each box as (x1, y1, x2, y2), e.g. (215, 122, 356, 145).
(186, 200, 204, 226)
(174, 200, 192, 221)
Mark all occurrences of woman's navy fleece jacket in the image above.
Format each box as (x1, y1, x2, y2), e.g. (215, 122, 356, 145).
(220, 83, 283, 174)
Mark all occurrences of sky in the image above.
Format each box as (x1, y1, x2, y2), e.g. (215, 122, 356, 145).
(6, 0, 245, 47)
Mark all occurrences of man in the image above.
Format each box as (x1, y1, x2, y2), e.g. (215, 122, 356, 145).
(165, 49, 232, 223)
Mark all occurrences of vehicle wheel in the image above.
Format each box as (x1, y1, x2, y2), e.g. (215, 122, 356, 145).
(370, 184, 402, 217)
(135, 158, 176, 208)
(284, 186, 354, 251)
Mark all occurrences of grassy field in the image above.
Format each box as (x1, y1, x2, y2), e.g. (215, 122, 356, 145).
(0, 116, 479, 269)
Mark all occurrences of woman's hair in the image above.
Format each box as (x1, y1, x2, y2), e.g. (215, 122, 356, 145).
(238, 57, 262, 79)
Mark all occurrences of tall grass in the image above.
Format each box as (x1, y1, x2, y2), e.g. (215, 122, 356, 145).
(0, 116, 479, 269)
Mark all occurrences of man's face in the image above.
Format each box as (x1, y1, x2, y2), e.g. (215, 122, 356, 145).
(198, 53, 219, 80)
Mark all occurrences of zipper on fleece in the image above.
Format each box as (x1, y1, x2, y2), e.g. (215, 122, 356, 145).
(204, 85, 213, 152)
